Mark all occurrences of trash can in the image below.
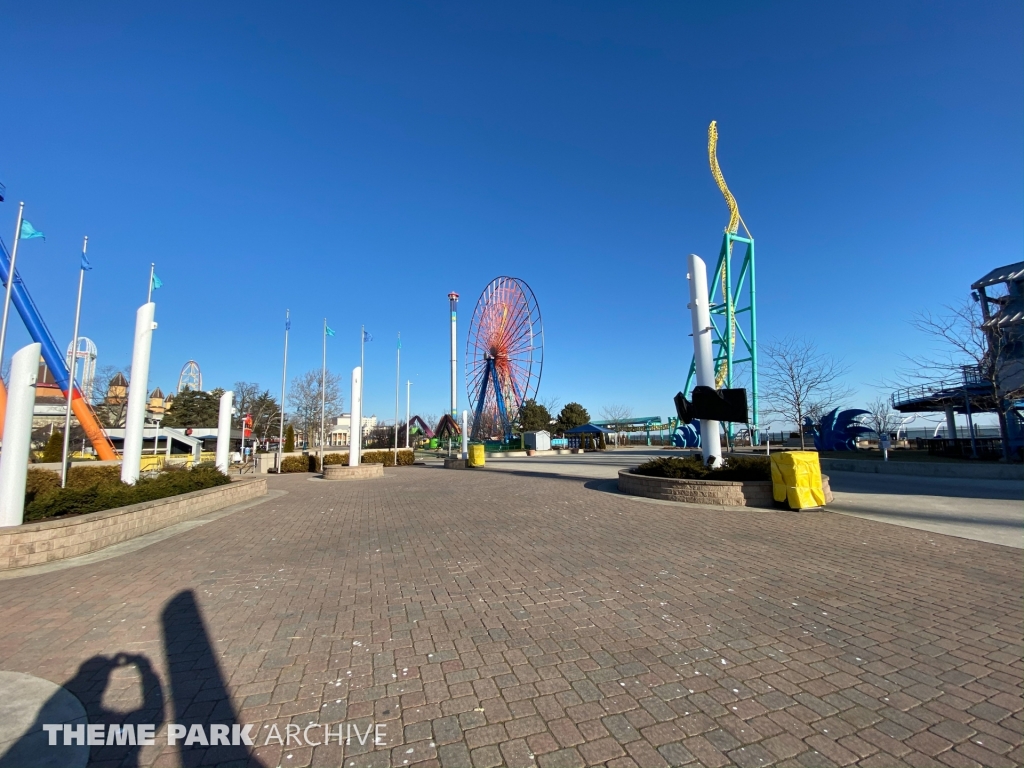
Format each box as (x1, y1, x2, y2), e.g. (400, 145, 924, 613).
(468, 443, 486, 467)
(770, 451, 826, 509)
(429, 438, 438, 450)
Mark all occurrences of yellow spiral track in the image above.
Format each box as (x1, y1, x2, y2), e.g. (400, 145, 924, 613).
(708, 121, 743, 388)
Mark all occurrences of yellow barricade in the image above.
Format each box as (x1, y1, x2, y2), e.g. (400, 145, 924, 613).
(468, 444, 485, 467)
(770, 451, 826, 509)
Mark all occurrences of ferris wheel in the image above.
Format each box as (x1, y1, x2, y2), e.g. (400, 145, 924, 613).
(466, 276, 544, 440)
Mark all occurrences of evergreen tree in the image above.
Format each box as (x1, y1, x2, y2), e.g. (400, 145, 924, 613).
(518, 400, 552, 433)
(555, 402, 590, 433)
(162, 389, 222, 429)
(42, 430, 64, 462)
(284, 424, 295, 452)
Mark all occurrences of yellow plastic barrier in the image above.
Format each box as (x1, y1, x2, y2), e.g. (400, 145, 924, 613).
(770, 451, 826, 509)
(468, 443, 485, 467)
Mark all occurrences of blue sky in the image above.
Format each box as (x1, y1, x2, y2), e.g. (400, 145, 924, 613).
(1, 1, 1021, 428)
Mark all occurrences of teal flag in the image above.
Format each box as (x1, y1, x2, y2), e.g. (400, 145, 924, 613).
(397, 334, 401, 350)
(151, 273, 163, 290)
(20, 220, 45, 240)
(325, 325, 336, 337)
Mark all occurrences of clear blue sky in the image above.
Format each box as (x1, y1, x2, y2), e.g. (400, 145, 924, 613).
(2, 1, 1021, 428)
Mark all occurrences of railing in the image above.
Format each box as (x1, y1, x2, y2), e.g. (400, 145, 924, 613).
(891, 365, 989, 408)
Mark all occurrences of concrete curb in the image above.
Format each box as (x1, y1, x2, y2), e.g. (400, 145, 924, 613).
(820, 458, 1023, 481)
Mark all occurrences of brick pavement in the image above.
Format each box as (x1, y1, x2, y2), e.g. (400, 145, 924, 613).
(0, 466, 1019, 767)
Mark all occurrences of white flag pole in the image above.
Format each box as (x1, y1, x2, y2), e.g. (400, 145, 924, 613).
(60, 236, 88, 487)
(321, 318, 327, 455)
(394, 333, 400, 457)
(0, 202, 26, 370)
(277, 309, 289, 469)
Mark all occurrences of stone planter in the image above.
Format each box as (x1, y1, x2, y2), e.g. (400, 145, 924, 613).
(0, 478, 267, 570)
(618, 469, 774, 506)
(322, 463, 384, 480)
(526, 449, 536, 457)
(617, 469, 833, 508)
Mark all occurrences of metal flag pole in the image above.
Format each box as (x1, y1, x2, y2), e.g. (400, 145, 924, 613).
(61, 236, 88, 487)
(147, 262, 155, 303)
(406, 380, 411, 449)
(360, 324, 365, 422)
(394, 333, 400, 457)
(0, 202, 26, 371)
(321, 318, 327, 455)
(278, 309, 290, 470)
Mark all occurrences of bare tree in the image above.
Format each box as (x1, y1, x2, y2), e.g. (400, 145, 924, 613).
(232, 381, 280, 446)
(760, 337, 852, 449)
(865, 395, 901, 439)
(600, 404, 633, 446)
(91, 364, 131, 428)
(902, 299, 1023, 456)
(287, 369, 344, 449)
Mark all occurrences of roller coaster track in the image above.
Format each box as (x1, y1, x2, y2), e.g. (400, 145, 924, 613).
(707, 121, 745, 388)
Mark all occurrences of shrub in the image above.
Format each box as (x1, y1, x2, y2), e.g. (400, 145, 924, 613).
(41, 430, 65, 463)
(66, 465, 122, 489)
(25, 468, 61, 504)
(284, 425, 295, 452)
(280, 454, 320, 473)
(359, 449, 415, 467)
(23, 464, 232, 522)
(633, 455, 770, 481)
(322, 452, 349, 466)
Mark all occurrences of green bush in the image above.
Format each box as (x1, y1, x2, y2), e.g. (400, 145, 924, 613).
(284, 425, 295, 453)
(633, 455, 770, 481)
(41, 430, 64, 463)
(322, 452, 349, 465)
(280, 454, 320, 473)
(23, 465, 232, 522)
(358, 449, 415, 467)
(25, 468, 61, 504)
(66, 465, 122, 489)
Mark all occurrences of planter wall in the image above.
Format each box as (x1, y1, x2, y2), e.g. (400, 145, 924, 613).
(322, 463, 384, 480)
(617, 469, 834, 508)
(0, 477, 267, 570)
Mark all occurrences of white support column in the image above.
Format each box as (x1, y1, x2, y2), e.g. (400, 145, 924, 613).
(217, 390, 234, 474)
(944, 404, 957, 440)
(121, 302, 157, 484)
(349, 367, 362, 467)
(461, 410, 468, 459)
(0, 343, 42, 527)
(687, 254, 723, 467)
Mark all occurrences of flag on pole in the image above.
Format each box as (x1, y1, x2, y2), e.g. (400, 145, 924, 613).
(81, 251, 93, 271)
(285, 315, 291, 331)
(151, 273, 163, 290)
(363, 330, 372, 342)
(325, 325, 336, 337)
(20, 220, 45, 240)
(397, 334, 401, 350)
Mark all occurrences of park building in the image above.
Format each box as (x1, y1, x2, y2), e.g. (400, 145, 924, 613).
(325, 413, 378, 447)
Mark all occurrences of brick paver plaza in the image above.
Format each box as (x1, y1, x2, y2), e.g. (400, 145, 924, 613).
(0, 467, 1020, 767)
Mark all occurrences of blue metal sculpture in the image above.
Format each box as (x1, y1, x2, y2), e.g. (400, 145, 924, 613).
(804, 408, 871, 451)
(672, 420, 701, 448)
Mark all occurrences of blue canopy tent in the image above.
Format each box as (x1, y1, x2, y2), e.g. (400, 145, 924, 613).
(564, 423, 611, 450)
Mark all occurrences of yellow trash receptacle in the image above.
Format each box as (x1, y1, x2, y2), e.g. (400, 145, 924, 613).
(770, 451, 826, 509)
(468, 443, 486, 467)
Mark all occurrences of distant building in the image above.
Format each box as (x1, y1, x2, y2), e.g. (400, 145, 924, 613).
(325, 413, 378, 446)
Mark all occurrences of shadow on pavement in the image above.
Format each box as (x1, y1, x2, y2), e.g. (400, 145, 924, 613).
(161, 589, 262, 767)
(1, 589, 262, 768)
